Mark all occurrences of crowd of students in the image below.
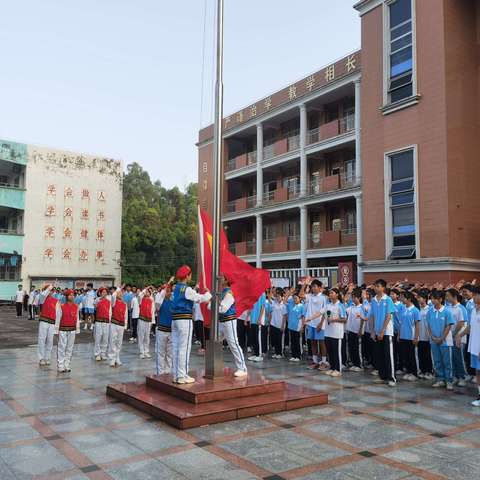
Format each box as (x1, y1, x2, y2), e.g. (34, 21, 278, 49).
(27, 274, 480, 407)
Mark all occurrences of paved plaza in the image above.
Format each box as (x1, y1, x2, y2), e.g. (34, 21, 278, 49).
(0, 307, 480, 479)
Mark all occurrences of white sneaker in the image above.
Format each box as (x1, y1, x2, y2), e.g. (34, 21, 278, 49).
(57, 367, 66, 373)
(292, 358, 301, 362)
(457, 379, 467, 387)
(83, 324, 88, 331)
(371, 370, 379, 376)
(446, 382, 454, 391)
(407, 374, 418, 382)
(424, 373, 434, 380)
(89, 325, 94, 331)
(350, 366, 363, 372)
(325, 370, 334, 376)
(330, 370, 342, 377)
(184, 376, 195, 384)
(289, 357, 295, 362)
(253, 356, 263, 362)
(110, 361, 116, 367)
(144, 353, 152, 359)
(248, 355, 257, 361)
(139, 354, 145, 359)
(432, 381, 445, 388)
(234, 370, 248, 378)
(417, 373, 425, 379)
(95, 355, 102, 361)
(387, 380, 396, 387)
(116, 360, 123, 366)
(176, 377, 187, 384)
(45, 360, 50, 366)
(471, 397, 480, 407)
(39, 359, 46, 366)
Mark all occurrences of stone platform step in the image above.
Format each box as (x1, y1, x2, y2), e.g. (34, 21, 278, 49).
(107, 369, 328, 429)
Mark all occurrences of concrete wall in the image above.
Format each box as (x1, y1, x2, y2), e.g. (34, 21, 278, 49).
(22, 144, 123, 289)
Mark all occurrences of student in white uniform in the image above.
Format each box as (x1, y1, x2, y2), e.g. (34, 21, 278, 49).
(171, 265, 211, 384)
(129, 290, 140, 343)
(268, 289, 287, 359)
(137, 287, 156, 359)
(55, 289, 80, 373)
(324, 288, 347, 377)
(15, 285, 25, 317)
(107, 287, 128, 367)
(346, 288, 366, 372)
(93, 287, 112, 361)
(83, 283, 96, 331)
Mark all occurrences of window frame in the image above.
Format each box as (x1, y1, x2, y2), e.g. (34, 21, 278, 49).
(383, 145, 420, 260)
(383, 0, 418, 111)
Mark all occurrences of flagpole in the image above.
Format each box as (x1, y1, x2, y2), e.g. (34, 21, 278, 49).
(205, 0, 225, 379)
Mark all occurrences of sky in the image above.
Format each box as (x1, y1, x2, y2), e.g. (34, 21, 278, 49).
(0, 1, 360, 190)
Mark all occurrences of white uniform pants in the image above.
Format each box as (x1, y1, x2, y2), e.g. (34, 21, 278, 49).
(220, 319, 247, 372)
(171, 319, 193, 380)
(137, 319, 151, 355)
(94, 322, 109, 358)
(37, 321, 55, 362)
(57, 331, 75, 370)
(155, 330, 173, 375)
(108, 324, 124, 364)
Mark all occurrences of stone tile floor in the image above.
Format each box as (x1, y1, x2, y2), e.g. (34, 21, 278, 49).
(0, 336, 479, 479)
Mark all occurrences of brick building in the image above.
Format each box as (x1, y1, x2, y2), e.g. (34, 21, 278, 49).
(197, 0, 480, 286)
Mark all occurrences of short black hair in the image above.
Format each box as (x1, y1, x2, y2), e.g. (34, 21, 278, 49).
(87, 282, 93, 288)
(431, 290, 445, 302)
(374, 279, 387, 288)
(311, 279, 323, 288)
(352, 288, 363, 299)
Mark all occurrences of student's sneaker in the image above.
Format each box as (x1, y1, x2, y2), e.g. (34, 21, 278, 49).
(95, 355, 102, 361)
(89, 325, 94, 331)
(318, 362, 330, 371)
(144, 353, 152, 359)
(248, 355, 257, 361)
(129, 337, 135, 343)
(350, 366, 363, 372)
(247, 347, 252, 353)
(407, 374, 418, 382)
(471, 397, 480, 407)
(330, 370, 342, 377)
(289, 357, 296, 362)
(110, 361, 116, 367)
(446, 382, 454, 391)
(139, 354, 145, 359)
(291, 357, 301, 362)
(65, 367, 71, 372)
(424, 373, 434, 380)
(370, 370, 379, 376)
(45, 360, 50, 366)
(175, 377, 187, 384)
(324, 370, 334, 376)
(234, 370, 248, 378)
(374, 377, 385, 384)
(387, 380, 396, 387)
(417, 373, 425, 379)
(39, 359, 46, 366)
(432, 380, 445, 388)
(83, 323, 88, 331)
(101, 356, 107, 361)
(194, 340, 200, 345)
(116, 360, 123, 366)
(457, 379, 467, 387)
(184, 376, 196, 384)
(57, 367, 66, 373)
(253, 356, 263, 362)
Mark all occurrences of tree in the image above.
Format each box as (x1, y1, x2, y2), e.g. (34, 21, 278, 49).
(121, 163, 197, 285)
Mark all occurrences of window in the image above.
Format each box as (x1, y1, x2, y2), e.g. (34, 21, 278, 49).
(389, 149, 416, 259)
(0, 254, 22, 281)
(283, 221, 299, 238)
(387, 0, 414, 104)
(344, 160, 356, 184)
(345, 211, 356, 234)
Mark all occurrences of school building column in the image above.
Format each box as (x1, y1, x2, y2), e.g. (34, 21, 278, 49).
(355, 192, 364, 284)
(299, 103, 308, 197)
(255, 213, 262, 268)
(354, 79, 362, 184)
(256, 123, 263, 207)
(300, 205, 308, 274)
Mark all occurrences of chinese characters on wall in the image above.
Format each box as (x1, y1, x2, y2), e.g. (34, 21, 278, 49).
(43, 185, 107, 262)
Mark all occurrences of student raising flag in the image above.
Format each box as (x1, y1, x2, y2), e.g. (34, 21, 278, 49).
(198, 207, 271, 327)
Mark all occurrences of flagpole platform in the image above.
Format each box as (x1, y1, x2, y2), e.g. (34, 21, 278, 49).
(106, 369, 328, 429)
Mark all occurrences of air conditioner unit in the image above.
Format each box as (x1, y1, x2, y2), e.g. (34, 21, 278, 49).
(332, 219, 342, 231)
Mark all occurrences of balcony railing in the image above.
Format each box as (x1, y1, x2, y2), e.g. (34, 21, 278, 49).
(263, 186, 300, 206)
(309, 229, 357, 250)
(263, 130, 300, 160)
(0, 228, 23, 235)
(226, 151, 257, 172)
(0, 181, 22, 189)
(308, 173, 358, 196)
(230, 240, 256, 256)
(263, 235, 300, 254)
(307, 114, 355, 146)
(225, 195, 256, 213)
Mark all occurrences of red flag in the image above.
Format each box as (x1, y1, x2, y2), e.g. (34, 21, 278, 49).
(198, 207, 271, 326)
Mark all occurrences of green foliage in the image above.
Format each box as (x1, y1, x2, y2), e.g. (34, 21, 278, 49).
(121, 163, 197, 286)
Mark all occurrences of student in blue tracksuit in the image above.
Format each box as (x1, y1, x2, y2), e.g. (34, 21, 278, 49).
(286, 291, 305, 362)
(369, 279, 396, 386)
(248, 293, 266, 362)
(426, 290, 455, 390)
(155, 283, 174, 375)
(398, 291, 420, 381)
(390, 288, 405, 375)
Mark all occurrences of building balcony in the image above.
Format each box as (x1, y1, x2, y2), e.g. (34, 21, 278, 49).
(307, 114, 355, 146)
(308, 229, 357, 250)
(229, 240, 256, 256)
(225, 195, 256, 213)
(308, 173, 358, 196)
(263, 236, 300, 254)
(0, 185, 25, 210)
(226, 151, 257, 172)
(264, 130, 300, 161)
(263, 187, 300, 206)
(0, 231, 24, 255)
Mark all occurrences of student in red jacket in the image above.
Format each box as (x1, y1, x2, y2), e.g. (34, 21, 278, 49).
(55, 289, 80, 372)
(108, 286, 128, 367)
(37, 284, 60, 366)
(94, 287, 111, 361)
(137, 287, 156, 359)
